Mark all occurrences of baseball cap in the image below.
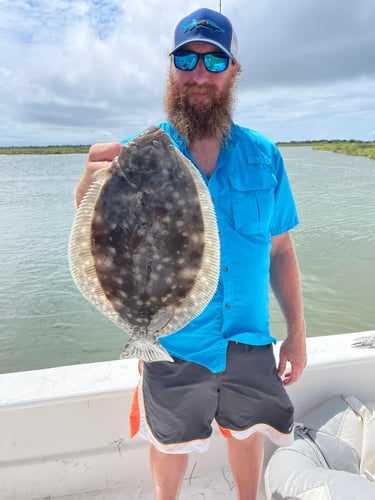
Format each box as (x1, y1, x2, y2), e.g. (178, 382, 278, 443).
(170, 8, 238, 59)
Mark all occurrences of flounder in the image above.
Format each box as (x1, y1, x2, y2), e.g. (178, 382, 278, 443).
(68, 126, 220, 362)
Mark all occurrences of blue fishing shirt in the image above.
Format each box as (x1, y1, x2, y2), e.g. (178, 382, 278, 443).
(125, 122, 299, 373)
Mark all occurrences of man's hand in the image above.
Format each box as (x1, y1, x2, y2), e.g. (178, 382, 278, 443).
(75, 142, 122, 207)
(277, 329, 307, 386)
(270, 232, 306, 386)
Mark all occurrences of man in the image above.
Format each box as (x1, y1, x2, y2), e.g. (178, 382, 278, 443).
(75, 8, 306, 500)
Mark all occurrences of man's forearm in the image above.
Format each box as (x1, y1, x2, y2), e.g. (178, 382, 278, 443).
(270, 235, 305, 336)
(270, 233, 306, 384)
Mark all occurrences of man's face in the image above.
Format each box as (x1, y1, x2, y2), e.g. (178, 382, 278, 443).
(165, 42, 240, 142)
(170, 42, 238, 100)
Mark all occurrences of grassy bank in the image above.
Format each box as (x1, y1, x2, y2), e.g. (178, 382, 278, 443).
(312, 141, 375, 160)
(0, 145, 90, 155)
(1, 140, 374, 160)
(278, 140, 375, 160)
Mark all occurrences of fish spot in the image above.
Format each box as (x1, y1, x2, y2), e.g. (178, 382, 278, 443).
(93, 213, 103, 224)
(95, 256, 114, 270)
(113, 298, 125, 309)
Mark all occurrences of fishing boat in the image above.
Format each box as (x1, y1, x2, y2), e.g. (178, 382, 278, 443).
(1, 330, 374, 499)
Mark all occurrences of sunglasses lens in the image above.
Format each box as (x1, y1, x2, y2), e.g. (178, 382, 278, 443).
(204, 54, 229, 73)
(174, 52, 198, 71)
(173, 52, 230, 73)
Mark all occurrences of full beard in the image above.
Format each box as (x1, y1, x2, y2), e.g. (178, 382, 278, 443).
(164, 73, 235, 143)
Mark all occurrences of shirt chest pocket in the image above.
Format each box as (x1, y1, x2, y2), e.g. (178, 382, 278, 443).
(229, 172, 277, 235)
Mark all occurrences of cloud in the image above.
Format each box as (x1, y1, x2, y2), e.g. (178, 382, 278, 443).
(235, 77, 375, 141)
(230, 0, 375, 86)
(1, 0, 203, 144)
(0, 0, 374, 145)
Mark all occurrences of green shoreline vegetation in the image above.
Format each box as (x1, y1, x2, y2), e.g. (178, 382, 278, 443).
(0, 145, 90, 155)
(278, 140, 375, 160)
(0, 140, 374, 160)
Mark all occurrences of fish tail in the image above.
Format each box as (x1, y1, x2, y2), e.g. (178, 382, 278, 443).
(120, 339, 174, 363)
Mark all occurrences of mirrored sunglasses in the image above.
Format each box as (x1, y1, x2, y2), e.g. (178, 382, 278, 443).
(173, 51, 230, 73)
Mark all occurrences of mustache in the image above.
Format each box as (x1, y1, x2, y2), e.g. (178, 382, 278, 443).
(183, 84, 216, 98)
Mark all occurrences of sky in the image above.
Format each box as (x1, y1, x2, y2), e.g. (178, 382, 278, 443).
(1, 0, 374, 146)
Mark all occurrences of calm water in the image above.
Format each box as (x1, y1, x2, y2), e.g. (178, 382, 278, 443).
(0, 148, 374, 374)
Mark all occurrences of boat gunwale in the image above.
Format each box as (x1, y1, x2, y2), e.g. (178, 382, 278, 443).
(0, 331, 374, 410)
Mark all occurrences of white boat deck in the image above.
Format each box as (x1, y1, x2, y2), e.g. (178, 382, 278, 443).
(1, 331, 374, 500)
(57, 467, 238, 499)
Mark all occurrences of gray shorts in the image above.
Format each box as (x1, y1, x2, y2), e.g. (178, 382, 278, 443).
(131, 342, 294, 453)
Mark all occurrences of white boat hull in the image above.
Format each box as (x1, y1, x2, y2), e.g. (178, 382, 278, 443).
(1, 331, 374, 499)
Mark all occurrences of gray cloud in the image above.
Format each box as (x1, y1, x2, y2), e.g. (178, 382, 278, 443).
(229, 0, 375, 86)
(0, 0, 374, 145)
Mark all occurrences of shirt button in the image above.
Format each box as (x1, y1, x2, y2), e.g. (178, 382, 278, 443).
(223, 333, 228, 338)
(223, 266, 228, 272)
(225, 303, 231, 309)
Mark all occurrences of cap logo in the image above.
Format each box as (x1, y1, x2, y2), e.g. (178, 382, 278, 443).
(183, 18, 225, 34)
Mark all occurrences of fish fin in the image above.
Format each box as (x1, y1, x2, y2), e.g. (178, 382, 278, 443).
(93, 165, 115, 181)
(68, 165, 134, 335)
(120, 340, 174, 363)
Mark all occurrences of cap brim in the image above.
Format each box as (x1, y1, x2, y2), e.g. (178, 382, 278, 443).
(169, 39, 233, 58)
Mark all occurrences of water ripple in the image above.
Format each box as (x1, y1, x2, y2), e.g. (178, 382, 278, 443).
(1, 150, 374, 373)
